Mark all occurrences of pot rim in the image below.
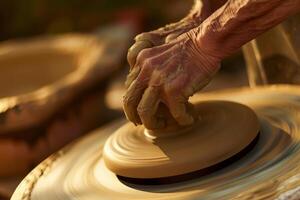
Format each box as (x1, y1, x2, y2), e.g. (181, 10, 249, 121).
(0, 25, 132, 133)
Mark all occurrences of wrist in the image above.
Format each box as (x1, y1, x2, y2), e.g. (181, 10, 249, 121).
(177, 31, 221, 75)
(187, 29, 221, 67)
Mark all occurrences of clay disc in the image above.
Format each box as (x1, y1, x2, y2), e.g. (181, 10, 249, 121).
(103, 101, 259, 178)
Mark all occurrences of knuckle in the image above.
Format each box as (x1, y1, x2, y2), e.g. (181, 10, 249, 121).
(127, 43, 139, 55)
(137, 59, 155, 76)
(127, 47, 135, 58)
(137, 48, 151, 63)
(135, 32, 148, 41)
(135, 32, 155, 43)
(142, 58, 154, 68)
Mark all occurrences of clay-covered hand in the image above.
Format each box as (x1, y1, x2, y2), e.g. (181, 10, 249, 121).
(123, 31, 221, 130)
(127, 0, 211, 68)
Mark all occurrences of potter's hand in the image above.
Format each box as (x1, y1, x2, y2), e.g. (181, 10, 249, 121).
(124, 0, 300, 130)
(123, 31, 220, 129)
(126, 0, 212, 68)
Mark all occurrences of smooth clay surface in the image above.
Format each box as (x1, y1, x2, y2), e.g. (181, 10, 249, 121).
(103, 101, 259, 178)
(11, 85, 300, 200)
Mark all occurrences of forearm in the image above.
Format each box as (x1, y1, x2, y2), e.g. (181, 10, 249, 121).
(193, 0, 300, 60)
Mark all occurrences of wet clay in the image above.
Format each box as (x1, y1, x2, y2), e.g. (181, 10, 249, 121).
(103, 101, 259, 178)
(11, 85, 300, 200)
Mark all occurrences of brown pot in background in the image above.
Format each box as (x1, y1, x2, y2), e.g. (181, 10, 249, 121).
(0, 24, 133, 177)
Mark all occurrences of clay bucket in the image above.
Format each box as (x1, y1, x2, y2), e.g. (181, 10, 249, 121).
(0, 25, 132, 177)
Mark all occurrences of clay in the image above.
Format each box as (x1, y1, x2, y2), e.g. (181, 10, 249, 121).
(103, 101, 259, 178)
(0, 24, 133, 177)
(0, 25, 132, 133)
(11, 85, 300, 200)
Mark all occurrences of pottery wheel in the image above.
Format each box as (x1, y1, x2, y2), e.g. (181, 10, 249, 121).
(11, 85, 300, 200)
(103, 101, 259, 179)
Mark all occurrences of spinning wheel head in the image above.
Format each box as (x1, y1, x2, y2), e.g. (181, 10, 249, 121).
(13, 86, 300, 200)
(103, 101, 260, 179)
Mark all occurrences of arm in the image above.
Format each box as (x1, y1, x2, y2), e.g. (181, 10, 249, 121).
(192, 0, 300, 60)
(123, 0, 300, 130)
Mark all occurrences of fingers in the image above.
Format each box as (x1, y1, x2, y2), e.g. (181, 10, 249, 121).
(135, 32, 164, 46)
(127, 31, 167, 69)
(163, 74, 195, 126)
(125, 70, 195, 128)
(166, 95, 194, 126)
(127, 40, 152, 69)
(123, 79, 147, 125)
(137, 86, 164, 130)
(137, 86, 165, 130)
(165, 30, 185, 43)
(126, 43, 175, 89)
(125, 64, 141, 88)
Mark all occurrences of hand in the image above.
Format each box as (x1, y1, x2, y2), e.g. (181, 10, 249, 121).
(127, 0, 211, 69)
(123, 31, 221, 130)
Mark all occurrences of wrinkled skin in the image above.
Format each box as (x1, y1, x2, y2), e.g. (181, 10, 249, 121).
(124, 0, 220, 129)
(124, 0, 300, 130)
(127, 0, 211, 69)
(124, 30, 220, 129)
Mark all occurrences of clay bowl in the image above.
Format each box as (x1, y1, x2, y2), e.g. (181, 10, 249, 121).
(0, 25, 133, 177)
(11, 85, 300, 200)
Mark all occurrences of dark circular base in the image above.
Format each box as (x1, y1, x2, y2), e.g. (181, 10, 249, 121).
(118, 133, 260, 185)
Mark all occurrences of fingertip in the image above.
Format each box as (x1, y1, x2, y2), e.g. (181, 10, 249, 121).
(127, 41, 152, 68)
(123, 79, 147, 125)
(135, 33, 152, 42)
(168, 100, 195, 127)
(123, 100, 142, 125)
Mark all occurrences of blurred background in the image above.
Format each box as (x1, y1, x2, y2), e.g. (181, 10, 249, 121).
(0, 0, 193, 41)
(0, 1, 299, 199)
